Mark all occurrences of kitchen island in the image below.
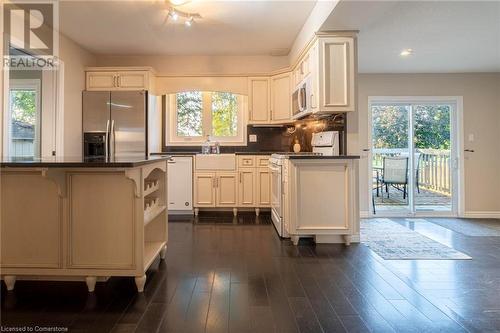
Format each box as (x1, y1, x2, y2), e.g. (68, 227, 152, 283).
(270, 154, 360, 245)
(0, 156, 170, 292)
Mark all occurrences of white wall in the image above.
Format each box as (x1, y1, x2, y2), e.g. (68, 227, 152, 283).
(353, 73, 500, 216)
(96, 55, 288, 76)
(288, 0, 339, 63)
(59, 34, 96, 156)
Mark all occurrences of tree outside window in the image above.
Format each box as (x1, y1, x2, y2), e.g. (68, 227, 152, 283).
(170, 91, 246, 145)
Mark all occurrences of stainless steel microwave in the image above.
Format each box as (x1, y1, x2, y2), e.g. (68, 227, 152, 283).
(292, 76, 313, 120)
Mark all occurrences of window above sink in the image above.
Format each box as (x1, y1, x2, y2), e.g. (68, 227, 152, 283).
(166, 91, 247, 146)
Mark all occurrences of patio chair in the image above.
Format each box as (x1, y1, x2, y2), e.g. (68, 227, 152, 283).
(381, 156, 409, 199)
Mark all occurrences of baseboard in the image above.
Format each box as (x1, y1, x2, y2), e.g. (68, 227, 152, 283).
(463, 211, 500, 219)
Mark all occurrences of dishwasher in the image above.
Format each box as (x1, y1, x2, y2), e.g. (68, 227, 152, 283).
(167, 156, 193, 214)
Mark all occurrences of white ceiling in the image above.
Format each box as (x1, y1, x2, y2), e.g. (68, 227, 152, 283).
(59, 1, 316, 56)
(322, 0, 500, 73)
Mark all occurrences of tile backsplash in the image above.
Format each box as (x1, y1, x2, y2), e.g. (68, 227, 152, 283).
(163, 114, 346, 154)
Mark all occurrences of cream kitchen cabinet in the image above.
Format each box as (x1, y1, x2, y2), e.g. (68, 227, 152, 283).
(248, 76, 292, 124)
(86, 67, 155, 92)
(310, 35, 356, 113)
(256, 168, 271, 207)
(194, 172, 238, 213)
(238, 168, 255, 207)
(270, 73, 291, 123)
(248, 77, 271, 124)
(194, 155, 271, 216)
(194, 173, 217, 207)
(283, 157, 359, 246)
(216, 172, 238, 207)
(1, 159, 168, 293)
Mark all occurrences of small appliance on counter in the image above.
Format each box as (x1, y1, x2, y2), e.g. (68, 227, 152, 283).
(311, 131, 340, 156)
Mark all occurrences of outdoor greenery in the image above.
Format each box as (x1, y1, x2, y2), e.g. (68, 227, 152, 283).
(372, 104, 451, 150)
(176, 91, 203, 136)
(176, 91, 238, 138)
(10, 90, 37, 125)
(211, 92, 237, 137)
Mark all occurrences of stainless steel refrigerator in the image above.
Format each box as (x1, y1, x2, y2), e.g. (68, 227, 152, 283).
(82, 91, 161, 158)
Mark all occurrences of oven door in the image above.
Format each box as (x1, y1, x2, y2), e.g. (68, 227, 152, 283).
(269, 162, 283, 236)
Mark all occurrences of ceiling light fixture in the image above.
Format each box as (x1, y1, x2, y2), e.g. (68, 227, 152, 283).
(400, 48, 413, 57)
(169, 9, 179, 21)
(166, 5, 201, 27)
(185, 16, 194, 27)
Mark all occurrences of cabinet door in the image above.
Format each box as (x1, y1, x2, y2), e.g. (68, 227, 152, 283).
(238, 169, 255, 206)
(86, 72, 117, 90)
(256, 168, 271, 207)
(216, 172, 238, 206)
(248, 77, 270, 123)
(271, 73, 291, 123)
(117, 71, 149, 90)
(1, 173, 61, 268)
(318, 36, 355, 112)
(69, 174, 135, 269)
(194, 173, 216, 207)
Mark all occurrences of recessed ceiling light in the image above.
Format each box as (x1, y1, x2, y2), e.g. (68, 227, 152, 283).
(400, 48, 413, 57)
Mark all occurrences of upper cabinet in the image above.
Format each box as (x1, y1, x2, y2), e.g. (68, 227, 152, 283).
(248, 77, 270, 124)
(86, 67, 156, 92)
(315, 36, 356, 113)
(270, 73, 291, 122)
(292, 33, 356, 114)
(248, 73, 291, 124)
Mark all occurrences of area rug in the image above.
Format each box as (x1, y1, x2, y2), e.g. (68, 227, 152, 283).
(360, 218, 472, 260)
(405, 218, 500, 237)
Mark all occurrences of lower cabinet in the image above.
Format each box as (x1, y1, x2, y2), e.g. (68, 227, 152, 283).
(256, 168, 271, 206)
(194, 172, 238, 207)
(238, 168, 255, 206)
(216, 173, 238, 206)
(194, 155, 271, 212)
(194, 173, 216, 207)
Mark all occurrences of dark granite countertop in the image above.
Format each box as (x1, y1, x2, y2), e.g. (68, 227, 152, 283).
(286, 155, 360, 160)
(0, 155, 171, 168)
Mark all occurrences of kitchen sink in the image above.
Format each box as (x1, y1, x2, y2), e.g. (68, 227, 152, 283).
(195, 154, 236, 170)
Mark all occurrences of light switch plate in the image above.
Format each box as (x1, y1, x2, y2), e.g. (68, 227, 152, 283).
(468, 134, 474, 142)
(249, 134, 257, 142)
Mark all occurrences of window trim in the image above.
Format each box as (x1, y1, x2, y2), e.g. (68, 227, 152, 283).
(166, 91, 248, 146)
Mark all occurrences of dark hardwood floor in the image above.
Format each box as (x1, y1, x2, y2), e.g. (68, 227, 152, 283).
(2, 214, 500, 333)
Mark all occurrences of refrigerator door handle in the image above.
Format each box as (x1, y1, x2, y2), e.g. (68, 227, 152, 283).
(110, 120, 115, 158)
(105, 120, 110, 159)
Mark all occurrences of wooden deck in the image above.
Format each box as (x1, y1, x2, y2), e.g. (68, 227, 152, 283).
(374, 185, 451, 207)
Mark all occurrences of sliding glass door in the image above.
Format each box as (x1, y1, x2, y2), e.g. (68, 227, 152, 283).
(370, 98, 458, 216)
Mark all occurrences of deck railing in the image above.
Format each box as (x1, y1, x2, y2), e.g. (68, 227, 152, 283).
(372, 148, 451, 195)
